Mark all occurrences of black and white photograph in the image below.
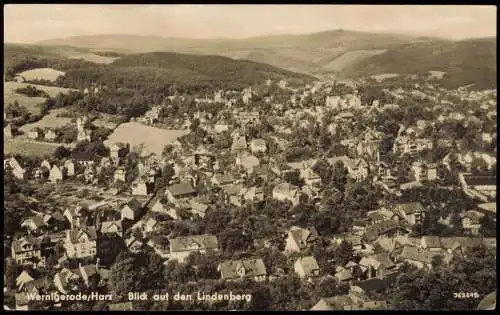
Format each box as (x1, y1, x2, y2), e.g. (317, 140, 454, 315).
(3, 4, 497, 311)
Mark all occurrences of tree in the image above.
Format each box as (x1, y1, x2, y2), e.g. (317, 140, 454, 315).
(53, 145, 71, 159)
(219, 227, 253, 257)
(4, 260, 21, 290)
(283, 170, 305, 188)
(314, 276, 343, 298)
(331, 161, 348, 192)
(190, 118, 201, 133)
(336, 241, 354, 266)
(479, 215, 496, 237)
(312, 159, 333, 185)
(108, 252, 140, 300)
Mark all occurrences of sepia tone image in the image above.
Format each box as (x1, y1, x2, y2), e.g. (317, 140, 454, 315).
(3, 4, 497, 311)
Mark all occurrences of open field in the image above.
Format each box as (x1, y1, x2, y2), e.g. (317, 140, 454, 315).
(65, 52, 118, 64)
(4, 139, 61, 156)
(19, 109, 72, 133)
(4, 81, 78, 115)
(323, 49, 387, 72)
(104, 122, 189, 156)
(4, 91, 46, 115)
(6, 81, 78, 98)
(371, 73, 400, 81)
(429, 70, 446, 79)
(18, 68, 65, 82)
(5, 81, 47, 115)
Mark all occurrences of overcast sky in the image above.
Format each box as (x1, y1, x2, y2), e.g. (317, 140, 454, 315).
(4, 4, 497, 43)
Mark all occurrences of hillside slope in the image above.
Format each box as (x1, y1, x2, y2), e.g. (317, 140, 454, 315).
(20, 31, 499, 89)
(341, 37, 496, 89)
(5, 45, 315, 92)
(33, 30, 425, 76)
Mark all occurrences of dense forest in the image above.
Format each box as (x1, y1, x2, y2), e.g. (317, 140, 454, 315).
(5, 46, 315, 91)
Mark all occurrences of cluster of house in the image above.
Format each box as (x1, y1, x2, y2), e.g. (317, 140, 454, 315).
(5, 76, 497, 311)
(4, 141, 130, 184)
(24, 116, 92, 143)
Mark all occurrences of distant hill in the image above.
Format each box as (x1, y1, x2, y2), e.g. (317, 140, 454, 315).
(33, 30, 427, 76)
(4, 44, 118, 72)
(15, 30, 498, 89)
(4, 44, 315, 92)
(340, 37, 497, 89)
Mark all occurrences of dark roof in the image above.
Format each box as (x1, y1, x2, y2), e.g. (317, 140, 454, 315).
(395, 202, 426, 215)
(71, 151, 94, 161)
(354, 272, 399, 292)
(463, 174, 496, 186)
(422, 236, 442, 248)
(124, 198, 142, 213)
(166, 182, 196, 197)
(213, 173, 235, 185)
(364, 220, 403, 242)
(51, 211, 66, 222)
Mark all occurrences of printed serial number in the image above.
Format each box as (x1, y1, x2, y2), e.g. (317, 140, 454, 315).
(453, 292, 479, 299)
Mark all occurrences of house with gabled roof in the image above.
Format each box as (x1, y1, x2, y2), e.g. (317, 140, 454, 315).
(100, 220, 123, 237)
(49, 164, 66, 183)
(327, 156, 369, 181)
(71, 151, 95, 166)
(11, 236, 43, 266)
(218, 258, 267, 282)
(364, 220, 410, 243)
(393, 202, 427, 226)
(169, 234, 218, 263)
(189, 199, 210, 218)
(44, 129, 57, 142)
(5, 157, 27, 180)
(170, 234, 219, 263)
(16, 270, 35, 290)
(114, 167, 127, 182)
(63, 159, 76, 177)
(334, 266, 354, 283)
(236, 152, 260, 173)
(28, 128, 41, 140)
(211, 173, 235, 187)
(285, 226, 319, 253)
(126, 236, 144, 254)
(358, 253, 397, 280)
(460, 210, 485, 235)
(109, 142, 130, 161)
(64, 227, 97, 259)
(272, 182, 301, 206)
(120, 198, 143, 222)
(420, 236, 443, 251)
(250, 139, 267, 154)
(132, 179, 152, 196)
(410, 161, 438, 182)
(165, 181, 197, 203)
(294, 256, 320, 279)
(21, 215, 47, 234)
(231, 136, 248, 153)
(398, 246, 452, 270)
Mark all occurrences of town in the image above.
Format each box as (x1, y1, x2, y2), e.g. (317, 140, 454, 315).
(4, 71, 497, 311)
